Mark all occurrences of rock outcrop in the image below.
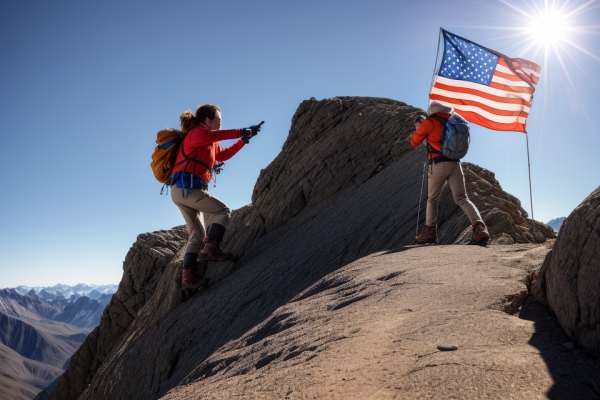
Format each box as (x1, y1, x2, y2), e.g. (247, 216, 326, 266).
(50, 97, 557, 400)
(437, 163, 555, 244)
(532, 185, 600, 354)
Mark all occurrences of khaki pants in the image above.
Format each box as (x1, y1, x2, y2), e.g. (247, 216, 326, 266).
(171, 187, 231, 253)
(426, 161, 482, 225)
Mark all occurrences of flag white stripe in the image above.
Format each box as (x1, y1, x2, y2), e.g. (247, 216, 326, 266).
(429, 100, 528, 124)
(431, 87, 531, 113)
(495, 64, 515, 75)
(516, 67, 540, 77)
(491, 75, 531, 87)
(435, 76, 532, 102)
(496, 63, 540, 79)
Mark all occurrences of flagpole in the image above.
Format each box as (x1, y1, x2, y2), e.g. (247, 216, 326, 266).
(429, 27, 443, 98)
(525, 133, 536, 239)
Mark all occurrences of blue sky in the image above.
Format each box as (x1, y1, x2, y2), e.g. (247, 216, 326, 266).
(1, 0, 599, 288)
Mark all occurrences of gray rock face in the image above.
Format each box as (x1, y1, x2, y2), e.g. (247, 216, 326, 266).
(532, 185, 600, 354)
(50, 97, 558, 400)
(221, 97, 423, 255)
(50, 227, 188, 400)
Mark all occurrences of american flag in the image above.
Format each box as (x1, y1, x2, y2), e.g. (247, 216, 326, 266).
(430, 29, 541, 133)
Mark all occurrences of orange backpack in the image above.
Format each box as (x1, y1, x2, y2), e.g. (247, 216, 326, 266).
(151, 128, 184, 185)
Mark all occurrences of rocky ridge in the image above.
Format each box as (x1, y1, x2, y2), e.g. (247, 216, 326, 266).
(49, 97, 557, 400)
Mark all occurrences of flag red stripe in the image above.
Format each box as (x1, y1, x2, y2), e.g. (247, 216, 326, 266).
(429, 94, 530, 118)
(489, 81, 533, 95)
(433, 82, 532, 107)
(497, 58, 510, 68)
(455, 110, 526, 133)
(493, 70, 522, 82)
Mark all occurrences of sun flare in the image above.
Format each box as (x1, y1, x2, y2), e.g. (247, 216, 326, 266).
(529, 10, 568, 45)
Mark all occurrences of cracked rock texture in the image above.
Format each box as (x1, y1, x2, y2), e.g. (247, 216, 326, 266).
(50, 97, 562, 400)
(532, 185, 600, 354)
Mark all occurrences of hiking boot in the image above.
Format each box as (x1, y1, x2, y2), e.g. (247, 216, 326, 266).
(182, 267, 206, 290)
(415, 225, 437, 244)
(470, 221, 490, 246)
(198, 236, 233, 262)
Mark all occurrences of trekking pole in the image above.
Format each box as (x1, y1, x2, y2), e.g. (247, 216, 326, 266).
(415, 160, 428, 236)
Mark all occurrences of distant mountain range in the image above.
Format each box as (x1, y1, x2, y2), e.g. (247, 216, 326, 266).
(546, 217, 566, 232)
(0, 284, 116, 400)
(13, 283, 117, 301)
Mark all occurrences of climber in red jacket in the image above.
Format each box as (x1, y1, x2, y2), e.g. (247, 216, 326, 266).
(172, 104, 262, 290)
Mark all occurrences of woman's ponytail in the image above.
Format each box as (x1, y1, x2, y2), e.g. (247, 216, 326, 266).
(179, 110, 196, 133)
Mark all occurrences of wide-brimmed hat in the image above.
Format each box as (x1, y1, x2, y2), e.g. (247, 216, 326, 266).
(427, 101, 454, 116)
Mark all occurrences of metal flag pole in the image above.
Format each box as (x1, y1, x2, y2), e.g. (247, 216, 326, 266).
(525, 133, 536, 239)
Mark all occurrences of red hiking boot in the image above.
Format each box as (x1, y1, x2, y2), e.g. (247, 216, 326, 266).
(470, 221, 490, 246)
(198, 237, 233, 262)
(182, 267, 206, 290)
(415, 225, 437, 245)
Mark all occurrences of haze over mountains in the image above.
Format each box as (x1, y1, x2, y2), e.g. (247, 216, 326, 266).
(0, 284, 116, 400)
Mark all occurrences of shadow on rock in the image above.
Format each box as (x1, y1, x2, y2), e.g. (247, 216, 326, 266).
(519, 296, 600, 399)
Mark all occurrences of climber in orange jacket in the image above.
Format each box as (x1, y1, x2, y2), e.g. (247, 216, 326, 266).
(411, 101, 489, 246)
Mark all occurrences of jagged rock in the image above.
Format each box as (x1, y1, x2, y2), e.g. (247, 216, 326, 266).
(51, 97, 562, 400)
(437, 163, 555, 244)
(50, 228, 188, 400)
(248, 97, 421, 236)
(531, 185, 600, 354)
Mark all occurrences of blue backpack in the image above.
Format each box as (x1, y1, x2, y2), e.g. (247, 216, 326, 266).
(429, 114, 471, 160)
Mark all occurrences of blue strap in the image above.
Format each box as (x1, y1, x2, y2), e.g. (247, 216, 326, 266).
(157, 138, 179, 150)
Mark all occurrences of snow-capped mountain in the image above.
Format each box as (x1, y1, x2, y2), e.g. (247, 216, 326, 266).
(13, 284, 117, 300)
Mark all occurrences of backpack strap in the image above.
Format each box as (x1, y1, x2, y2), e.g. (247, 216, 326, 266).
(425, 115, 448, 161)
(176, 142, 214, 172)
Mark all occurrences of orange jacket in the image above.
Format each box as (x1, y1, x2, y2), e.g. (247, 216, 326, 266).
(410, 112, 450, 160)
(173, 127, 245, 183)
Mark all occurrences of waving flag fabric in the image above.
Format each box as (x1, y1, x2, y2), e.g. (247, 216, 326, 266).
(430, 29, 541, 133)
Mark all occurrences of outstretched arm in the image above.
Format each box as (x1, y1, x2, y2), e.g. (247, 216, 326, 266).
(216, 139, 245, 162)
(186, 128, 243, 147)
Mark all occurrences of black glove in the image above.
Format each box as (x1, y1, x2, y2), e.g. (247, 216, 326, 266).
(241, 121, 265, 144)
(250, 121, 264, 136)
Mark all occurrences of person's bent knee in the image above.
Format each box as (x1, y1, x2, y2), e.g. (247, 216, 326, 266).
(212, 211, 231, 228)
(453, 194, 468, 205)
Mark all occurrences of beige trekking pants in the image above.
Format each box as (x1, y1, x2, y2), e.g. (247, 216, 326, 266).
(426, 161, 482, 225)
(171, 187, 231, 253)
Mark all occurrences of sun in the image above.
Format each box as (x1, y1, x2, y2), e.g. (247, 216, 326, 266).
(528, 10, 569, 45)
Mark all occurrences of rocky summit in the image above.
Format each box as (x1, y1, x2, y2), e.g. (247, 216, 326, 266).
(47, 97, 596, 400)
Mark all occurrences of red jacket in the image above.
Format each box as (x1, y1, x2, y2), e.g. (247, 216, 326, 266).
(410, 112, 450, 160)
(173, 127, 245, 183)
